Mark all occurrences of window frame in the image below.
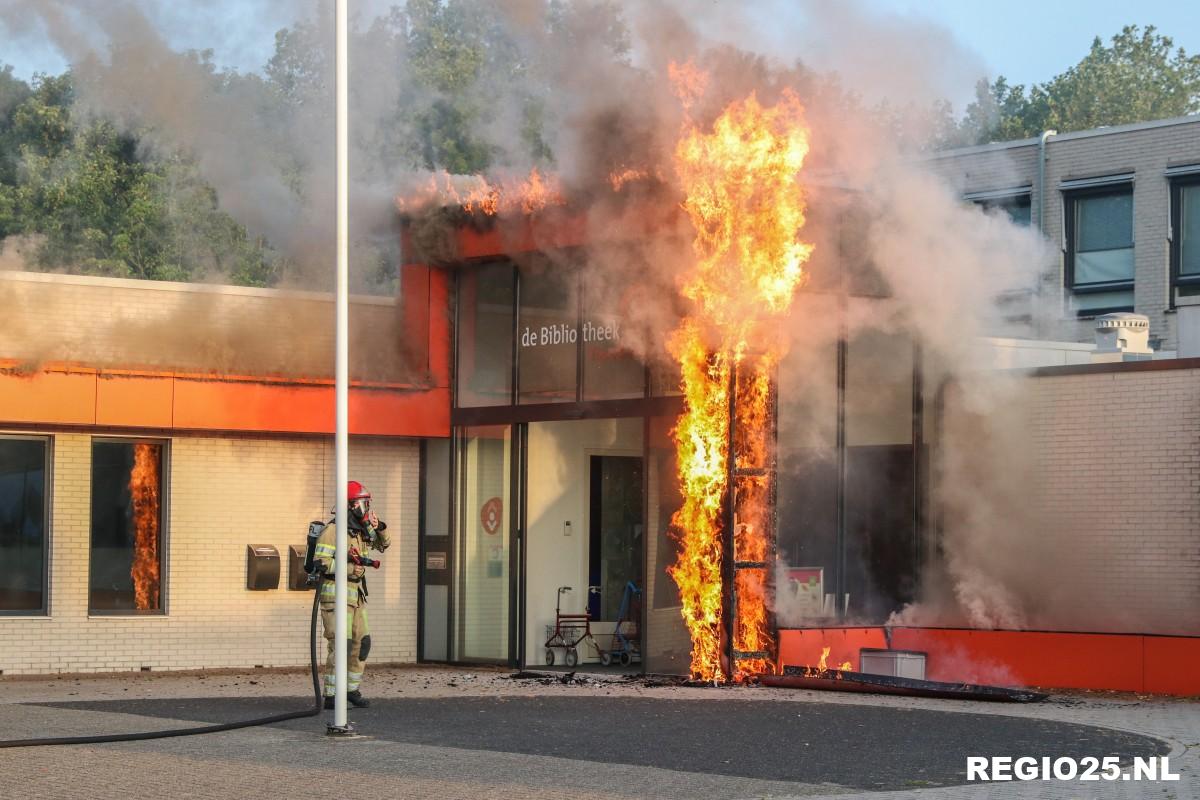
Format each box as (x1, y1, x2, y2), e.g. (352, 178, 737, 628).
(1063, 183, 1136, 317)
(453, 254, 652, 416)
(87, 436, 171, 617)
(967, 187, 1033, 227)
(1169, 172, 1200, 304)
(0, 433, 52, 617)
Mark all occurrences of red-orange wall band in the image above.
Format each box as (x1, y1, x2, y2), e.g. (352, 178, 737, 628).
(778, 627, 1200, 697)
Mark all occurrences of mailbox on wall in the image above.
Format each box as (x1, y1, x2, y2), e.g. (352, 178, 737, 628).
(246, 544, 280, 590)
(287, 545, 313, 591)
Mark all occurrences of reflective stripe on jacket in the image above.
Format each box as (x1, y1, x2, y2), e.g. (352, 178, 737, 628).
(313, 518, 391, 607)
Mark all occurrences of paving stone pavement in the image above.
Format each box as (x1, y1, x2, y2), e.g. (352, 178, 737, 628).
(1, 666, 1196, 800)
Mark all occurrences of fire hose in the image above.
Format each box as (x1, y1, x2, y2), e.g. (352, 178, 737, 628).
(0, 583, 323, 749)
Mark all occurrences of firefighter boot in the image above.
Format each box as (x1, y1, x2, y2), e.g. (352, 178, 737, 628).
(323, 692, 369, 709)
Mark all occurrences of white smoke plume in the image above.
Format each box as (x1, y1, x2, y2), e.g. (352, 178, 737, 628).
(0, 0, 1112, 632)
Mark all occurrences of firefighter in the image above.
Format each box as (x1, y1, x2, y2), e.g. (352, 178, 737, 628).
(313, 480, 390, 709)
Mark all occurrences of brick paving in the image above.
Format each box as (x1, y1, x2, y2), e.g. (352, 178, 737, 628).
(1, 665, 1196, 799)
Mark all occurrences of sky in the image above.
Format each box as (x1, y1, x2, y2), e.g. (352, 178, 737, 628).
(866, 0, 1200, 89)
(3, 0, 1199, 108)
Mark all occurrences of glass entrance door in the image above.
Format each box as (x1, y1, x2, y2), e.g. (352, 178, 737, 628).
(520, 418, 644, 667)
(452, 425, 516, 662)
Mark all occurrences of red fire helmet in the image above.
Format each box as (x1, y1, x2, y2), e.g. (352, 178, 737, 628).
(347, 480, 371, 502)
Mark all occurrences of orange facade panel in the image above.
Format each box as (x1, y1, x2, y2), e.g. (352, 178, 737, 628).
(779, 627, 1200, 696)
(96, 373, 173, 429)
(350, 387, 449, 438)
(1, 368, 449, 438)
(172, 379, 450, 436)
(455, 214, 589, 260)
(889, 628, 1145, 692)
(172, 378, 332, 433)
(0, 369, 96, 425)
(1143, 636, 1200, 696)
(427, 267, 452, 388)
(776, 627, 888, 672)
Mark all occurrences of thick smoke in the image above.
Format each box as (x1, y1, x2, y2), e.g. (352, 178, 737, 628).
(1, 2, 1100, 629)
(2, 0, 424, 291)
(467, 1, 1059, 634)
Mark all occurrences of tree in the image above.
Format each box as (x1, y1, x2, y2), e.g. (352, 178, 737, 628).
(0, 71, 281, 285)
(952, 25, 1200, 145)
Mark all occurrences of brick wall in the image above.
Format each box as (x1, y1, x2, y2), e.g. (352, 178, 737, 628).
(935, 363, 1200, 636)
(1022, 365, 1200, 634)
(924, 118, 1200, 350)
(0, 431, 419, 675)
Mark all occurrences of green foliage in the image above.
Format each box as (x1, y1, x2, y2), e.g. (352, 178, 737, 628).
(0, 71, 280, 285)
(9, 8, 1192, 286)
(948, 25, 1200, 146)
(0, 1, 640, 287)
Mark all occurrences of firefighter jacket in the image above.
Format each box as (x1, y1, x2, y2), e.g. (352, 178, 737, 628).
(313, 516, 391, 608)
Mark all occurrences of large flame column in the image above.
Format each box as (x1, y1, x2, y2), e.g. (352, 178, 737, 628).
(666, 77, 813, 683)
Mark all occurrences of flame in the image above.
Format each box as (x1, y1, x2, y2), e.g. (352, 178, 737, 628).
(668, 60, 709, 112)
(129, 443, 161, 610)
(395, 167, 564, 216)
(803, 647, 853, 678)
(608, 165, 668, 192)
(666, 64, 813, 683)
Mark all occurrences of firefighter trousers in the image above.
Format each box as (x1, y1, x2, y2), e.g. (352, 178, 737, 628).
(321, 603, 370, 696)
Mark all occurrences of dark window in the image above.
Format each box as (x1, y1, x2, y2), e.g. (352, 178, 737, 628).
(456, 262, 516, 408)
(0, 437, 48, 614)
(1065, 186, 1134, 316)
(976, 193, 1032, 227)
(1171, 176, 1200, 300)
(419, 438, 451, 662)
(89, 440, 166, 613)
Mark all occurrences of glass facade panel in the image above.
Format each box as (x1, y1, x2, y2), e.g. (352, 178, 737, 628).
(644, 415, 690, 674)
(518, 261, 578, 404)
(89, 440, 165, 613)
(453, 426, 512, 661)
(776, 327, 839, 625)
(457, 262, 515, 407)
(844, 327, 916, 623)
(581, 273, 644, 401)
(649, 359, 683, 398)
(421, 439, 452, 661)
(1181, 184, 1200, 276)
(0, 437, 47, 613)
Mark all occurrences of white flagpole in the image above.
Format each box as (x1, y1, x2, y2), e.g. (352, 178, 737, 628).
(333, 0, 350, 732)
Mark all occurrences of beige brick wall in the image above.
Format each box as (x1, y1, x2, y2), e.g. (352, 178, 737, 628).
(0, 431, 419, 675)
(925, 118, 1200, 350)
(943, 364, 1200, 635)
(1024, 366, 1200, 634)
